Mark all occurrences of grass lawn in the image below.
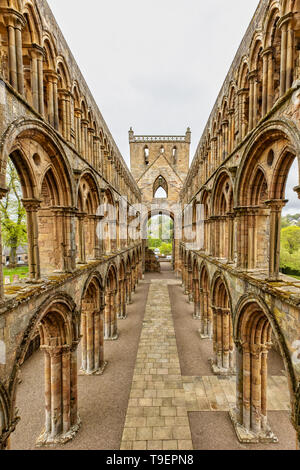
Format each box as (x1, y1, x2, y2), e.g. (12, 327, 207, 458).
(3, 266, 29, 282)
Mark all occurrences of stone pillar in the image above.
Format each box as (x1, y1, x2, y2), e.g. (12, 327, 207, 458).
(118, 279, 127, 319)
(76, 214, 86, 264)
(188, 268, 193, 302)
(211, 308, 235, 376)
(193, 278, 200, 320)
(37, 50, 44, 117)
(230, 342, 277, 443)
(29, 46, 39, 111)
(265, 200, 287, 281)
(279, 15, 294, 95)
(80, 304, 107, 376)
(74, 108, 82, 153)
(22, 198, 42, 282)
(104, 290, 118, 341)
(37, 345, 80, 447)
(126, 272, 132, 305)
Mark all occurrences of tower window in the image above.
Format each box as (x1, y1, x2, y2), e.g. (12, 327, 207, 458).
(144, 146, 149, 165)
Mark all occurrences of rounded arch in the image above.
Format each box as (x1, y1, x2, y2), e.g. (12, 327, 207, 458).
(233, 294, 297, 395)
(211, 168, 234, 215)
(76, 169, 101, 213)
(81, 270, 104, 306)
(235, 119, 300, 206)
(233, 293, 298, 436)
(0, 118, 76, 205)
(9, 292, 78, 404)
(211, 271, 232, 310)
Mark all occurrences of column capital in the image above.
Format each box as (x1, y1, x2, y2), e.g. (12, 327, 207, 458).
(278, 12, 294, 29)
(21, 198, 42, 211)
(29, 44, 45, 59)
(294, 186, 300, 199)
(262, 47, 273, 57)
(264, 199, 288, 211)
(3, 9, 26, 29)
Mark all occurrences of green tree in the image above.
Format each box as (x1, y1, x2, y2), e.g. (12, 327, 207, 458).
(0, 160, 27, 267)
(160, 242, 173, 256)
(281, 226, 300, 255)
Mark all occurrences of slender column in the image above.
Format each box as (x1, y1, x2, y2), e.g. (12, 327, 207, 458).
(46, 73, 54, 127)
(30, 48, 39, 110)
(286, 18, 294, 91)
(242, 344, 251, 431)
(262, 51, 268, 116)
(53, 76, 59, 130)
(15, 19, 24, 95)
(44, 349, 51, 435)
(251, 345, 262, 433)
(235, 341, 243, 425)
(265, 200, 287, 280)
(62, 350, 71, 434)
(193, 278, 200, 319)
(77, 214, 86, 264)
(37, 51, 44, 116)
(280, 21, 288, 96)
(6, 20, 18, 89)
(22, 198, 41, 282)
(267, 50, 274, 112)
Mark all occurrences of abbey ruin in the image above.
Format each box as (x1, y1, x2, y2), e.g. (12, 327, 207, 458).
(0, 0, 300, 451)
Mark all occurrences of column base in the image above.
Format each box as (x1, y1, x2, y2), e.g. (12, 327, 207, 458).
(36, 416, 81, 448)
(209, 359, 236, 376)
(229, 408, 278, 443)
(79, 361, 108, 376)
(198, 330, 210, 340)
(118, 314, 127, 320)
(104, 332, 119, 341)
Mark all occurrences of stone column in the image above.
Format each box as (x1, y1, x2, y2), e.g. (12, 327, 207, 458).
(22, 198, 42, 282)
(77, 214, 86, 264)
(188, 268, 193, 302)
(74, 108, 82, 153)
(81, 120, 89, 159)
(37, 49, 44, 116)
(211, 308, 234, 376)
(126, 271, 132, 304)
(248, 70, 257, 130)
(280, 19, 288, 97)
(193, 278, 200, 319)
(265, 199, 287, 281)
(104, 290, 118, 341)
(286, 17, 294, 91)
(37, 345, 80, 447)
(80, 305, 107, 376)
(29, 46, 39, 111)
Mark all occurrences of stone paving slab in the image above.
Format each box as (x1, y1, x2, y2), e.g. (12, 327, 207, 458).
(182, 375, 290, 412)
(121, 280, 193, 451)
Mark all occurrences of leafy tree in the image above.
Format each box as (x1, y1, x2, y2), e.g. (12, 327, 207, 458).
(0, 160, 27, 267)
(281, 226, 300, 255)
(160, 242, 173, 256)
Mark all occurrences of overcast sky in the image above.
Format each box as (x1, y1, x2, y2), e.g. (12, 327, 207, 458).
(47, 0, 299, 215)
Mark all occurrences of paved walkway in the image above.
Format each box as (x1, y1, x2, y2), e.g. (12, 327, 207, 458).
(121, 279, 193, 451)
(182, 375, 290, 412)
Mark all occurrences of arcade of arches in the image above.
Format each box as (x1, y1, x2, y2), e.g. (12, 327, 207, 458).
(0, 0, 300, 451)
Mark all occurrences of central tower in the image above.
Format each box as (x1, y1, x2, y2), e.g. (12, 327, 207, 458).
(129, 128, 191, 273)
(129, 128, 191, 205)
